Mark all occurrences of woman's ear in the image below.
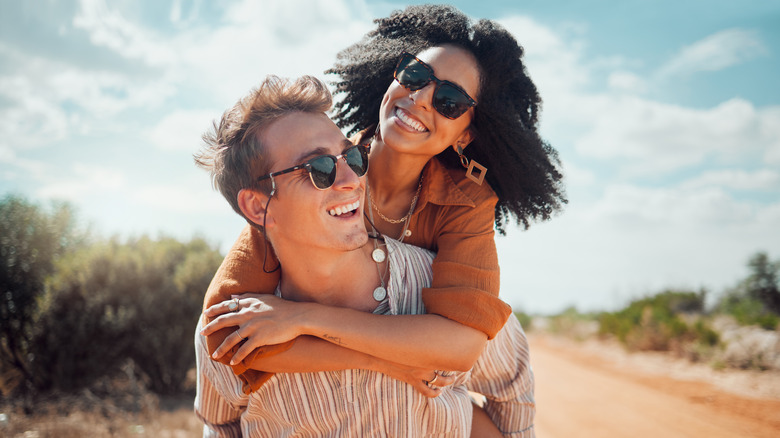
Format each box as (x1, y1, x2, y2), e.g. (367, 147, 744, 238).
(452, 127, 475, 153)
(237, 188, 274, 229)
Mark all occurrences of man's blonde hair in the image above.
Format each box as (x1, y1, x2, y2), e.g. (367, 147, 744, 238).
(194, 75, 332, 222)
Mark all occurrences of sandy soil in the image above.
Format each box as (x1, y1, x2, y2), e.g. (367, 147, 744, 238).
(530, 334, 780, 437)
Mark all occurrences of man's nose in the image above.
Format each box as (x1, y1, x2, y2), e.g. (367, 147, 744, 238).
(333, 156, 361, 188)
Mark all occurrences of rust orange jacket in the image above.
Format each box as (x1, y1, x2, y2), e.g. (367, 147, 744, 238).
(202, 157, 512, 392)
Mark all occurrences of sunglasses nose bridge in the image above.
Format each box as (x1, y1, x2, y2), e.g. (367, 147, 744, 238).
(331, 154, 362, 188)
(409, 80, 437, 111)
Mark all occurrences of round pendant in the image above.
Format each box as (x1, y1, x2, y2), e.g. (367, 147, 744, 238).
(372, 248, 386, 263)
(373, 286, 387, 301)
(404, 229, 412, 237)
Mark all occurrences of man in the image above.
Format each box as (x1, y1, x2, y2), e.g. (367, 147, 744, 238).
(193, 75, 534, 436)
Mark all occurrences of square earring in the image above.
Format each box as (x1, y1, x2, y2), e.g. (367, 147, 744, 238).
(466, 160, 487, 185)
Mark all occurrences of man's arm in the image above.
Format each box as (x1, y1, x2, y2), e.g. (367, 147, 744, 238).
(466, 315, 536, 437)
(195, 320, 247, 437)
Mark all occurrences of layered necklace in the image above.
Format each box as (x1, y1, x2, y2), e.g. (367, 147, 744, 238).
(366, 176, 423, 302)
(366, 175, 423, 240)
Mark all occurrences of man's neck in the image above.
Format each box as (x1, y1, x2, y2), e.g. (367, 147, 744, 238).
(277, 242, 382, 312)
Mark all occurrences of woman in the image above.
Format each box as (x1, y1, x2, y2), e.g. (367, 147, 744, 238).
(201, 4, 565, 435)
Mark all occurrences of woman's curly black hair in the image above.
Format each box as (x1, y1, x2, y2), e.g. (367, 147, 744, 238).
(326, 4, 567, 233)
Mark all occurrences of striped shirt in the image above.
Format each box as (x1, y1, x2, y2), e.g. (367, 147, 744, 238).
(195, 238, 535, 437)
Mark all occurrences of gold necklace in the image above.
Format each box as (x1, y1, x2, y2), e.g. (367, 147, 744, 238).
(368, 175, 423, 224)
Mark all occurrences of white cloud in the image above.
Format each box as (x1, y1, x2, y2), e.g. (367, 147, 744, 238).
(131, 183, 225, 214)
(658, 28, 767, 77)
(759, 107, 780, 165)
(35, 163, 126, 202)
(681, 169, 780, 192)
(499, 15, 590, 99)
(560, 160, 597, 187)
(0, 146, 47, 181)
(169, 0, 373, 103)
(149, 110, 218, 152)
(607, 71, 647, 94)
(573, 97, 779, 175)
(73, 0, 176, 68)
(0, 39, 176, 151)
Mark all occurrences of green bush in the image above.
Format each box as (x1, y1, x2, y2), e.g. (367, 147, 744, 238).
(30, 236, 222, 394)
(0, 195, 87, 394)
(718, 292, 779, 330)
(717, 252, 780, 330)
(598, 289, 715, 352)
(513, 312, 532, 331)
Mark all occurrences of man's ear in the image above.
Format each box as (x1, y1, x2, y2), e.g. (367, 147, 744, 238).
(237, 188, 275, 229)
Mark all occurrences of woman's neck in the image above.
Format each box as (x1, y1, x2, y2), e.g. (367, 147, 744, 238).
(367, 138, 428, 205)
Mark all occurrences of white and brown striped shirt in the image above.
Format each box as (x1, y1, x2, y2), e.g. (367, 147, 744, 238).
(195, 238, 535, 437)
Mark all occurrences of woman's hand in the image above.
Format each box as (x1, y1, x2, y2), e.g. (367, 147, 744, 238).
(201, 293, 311, 364)
(380, 365, 456, 398)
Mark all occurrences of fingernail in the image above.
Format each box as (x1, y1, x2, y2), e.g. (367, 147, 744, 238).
(212, 352, 218, 359)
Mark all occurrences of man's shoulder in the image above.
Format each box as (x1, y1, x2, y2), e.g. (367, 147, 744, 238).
(385, 237, 435, 264)
(384, 237, 435, 285)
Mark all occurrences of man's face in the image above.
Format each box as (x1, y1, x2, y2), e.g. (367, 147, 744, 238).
(261, 111, 368, 256)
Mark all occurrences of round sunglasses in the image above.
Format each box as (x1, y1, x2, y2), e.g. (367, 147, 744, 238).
(394, 52, 478, 120)
(257, 144, 370, 190)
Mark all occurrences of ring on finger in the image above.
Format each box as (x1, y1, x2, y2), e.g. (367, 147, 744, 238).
(428, 373, 439, 385)
(227, 297, 240, 312)
(236, 327, 248, 341)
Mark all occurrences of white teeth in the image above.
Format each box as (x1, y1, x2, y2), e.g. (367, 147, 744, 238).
(328, 201, 360, 217)
(396, 108, 427, 132)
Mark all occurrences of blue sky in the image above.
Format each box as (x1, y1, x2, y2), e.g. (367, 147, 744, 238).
(1, 0, 778, 314)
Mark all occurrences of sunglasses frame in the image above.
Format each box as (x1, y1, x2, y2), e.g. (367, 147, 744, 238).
(394, 52, 477, 120)
(257, 144, 370, 192)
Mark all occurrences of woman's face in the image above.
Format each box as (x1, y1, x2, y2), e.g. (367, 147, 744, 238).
(378, 44, 480, 159)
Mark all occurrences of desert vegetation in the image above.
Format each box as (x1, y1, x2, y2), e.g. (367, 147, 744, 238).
(528, 252, 780, 371)
(1, 195, 219, 436)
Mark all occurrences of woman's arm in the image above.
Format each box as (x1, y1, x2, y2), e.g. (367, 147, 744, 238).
(203, 294, 486, 372)
(252, 334, 454, 397)
(407, 160, 513, 340)
(200, 225, 282, 381)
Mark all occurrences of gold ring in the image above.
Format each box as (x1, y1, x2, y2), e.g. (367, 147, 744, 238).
(428, 373, 439, 385)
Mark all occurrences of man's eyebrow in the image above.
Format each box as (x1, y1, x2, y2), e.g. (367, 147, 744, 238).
(292, 140, 354, 164)
(293, 147, 331, 164)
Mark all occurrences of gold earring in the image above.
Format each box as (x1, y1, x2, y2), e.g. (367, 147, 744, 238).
(456, 145, 487, 186)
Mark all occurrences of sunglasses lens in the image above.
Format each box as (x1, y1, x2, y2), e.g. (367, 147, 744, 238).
(396, 57, 431, 91)
(308, 156, 337, 189)
(344, 146, 369, 177)
(433, 84, 472, 119)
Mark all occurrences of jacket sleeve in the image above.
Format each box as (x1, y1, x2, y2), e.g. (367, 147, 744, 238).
(202, 224, 294, 393)
(416, 172, 512, 339)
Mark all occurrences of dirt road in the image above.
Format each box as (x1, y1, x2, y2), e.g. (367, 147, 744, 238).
(529, 335, 780, 437)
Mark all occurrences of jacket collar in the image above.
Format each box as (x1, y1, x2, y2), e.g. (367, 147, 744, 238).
(417, 158, 476, 211)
